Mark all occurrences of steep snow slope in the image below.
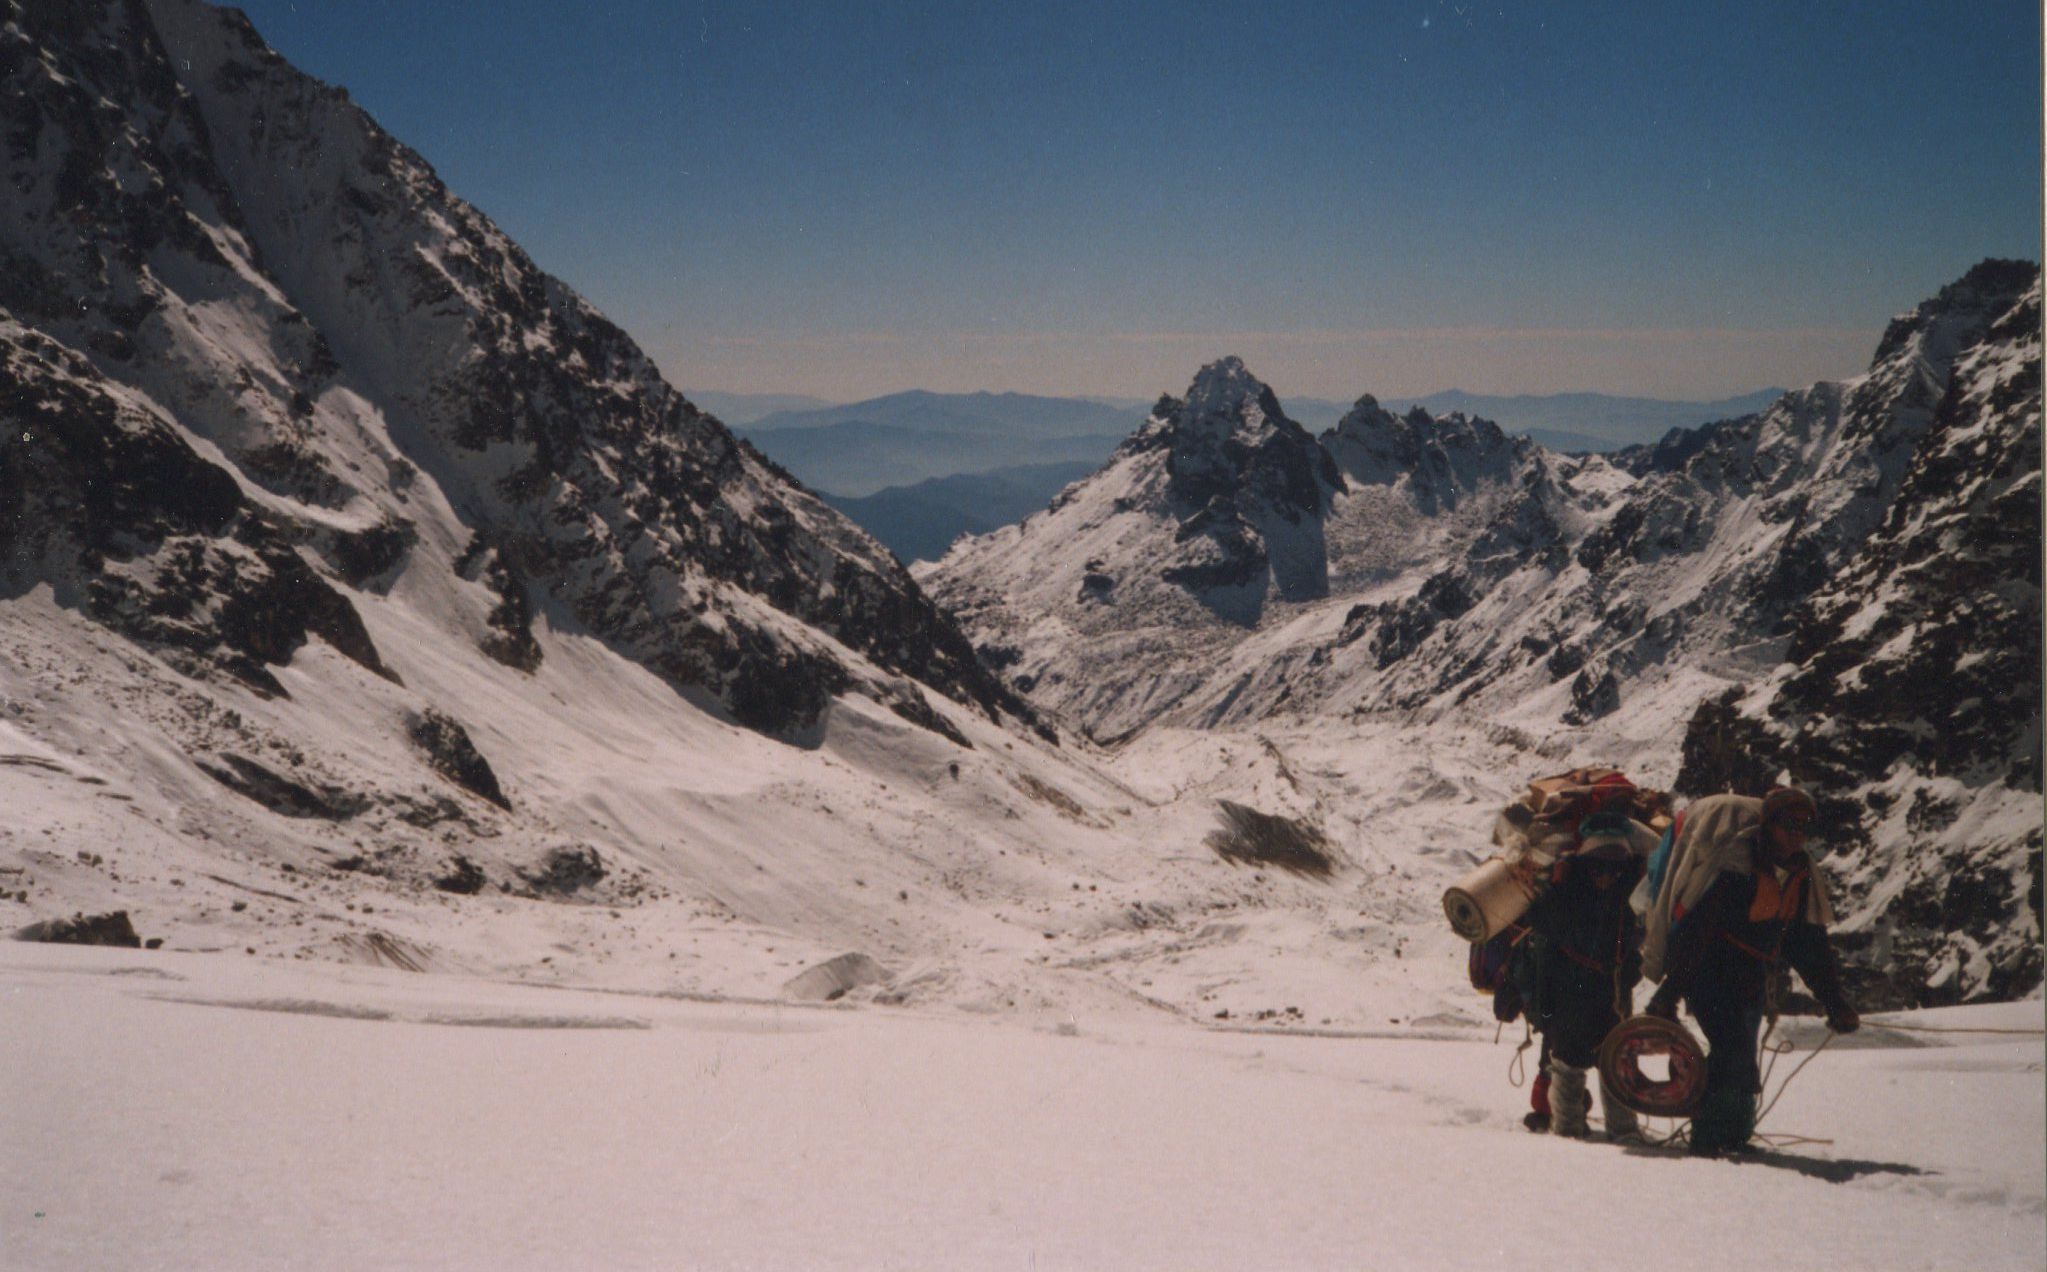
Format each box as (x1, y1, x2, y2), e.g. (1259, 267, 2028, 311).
(2, 0, 1029, 740)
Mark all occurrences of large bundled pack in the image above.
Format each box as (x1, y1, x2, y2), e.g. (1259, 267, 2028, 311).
(1445, 767, 1671, 944)
(1492, 766, 1672, 858)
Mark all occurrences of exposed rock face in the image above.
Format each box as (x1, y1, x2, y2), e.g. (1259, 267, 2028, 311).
(406, 710, 510, 810)
(1, 0, 1033, 741)
(1321, 395, 1524, 514)
(1125, 357, 1343, 620)
(1679, 262, 2043, 1006)
(1, 327, 394, 699)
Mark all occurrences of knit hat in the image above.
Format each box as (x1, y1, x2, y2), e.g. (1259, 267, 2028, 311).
(1577, 810, 1636, 859)
(1761, 786, 1818, 829)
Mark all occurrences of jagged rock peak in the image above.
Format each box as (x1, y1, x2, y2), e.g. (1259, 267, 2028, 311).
(1874, 258, 2040, 364)
(1143, 358, 1338, 519)
(1337, 393, 1399, 431)
(1182, 355, 1287, 428)
(1321, 393, 1521, 505)
(1328, 394, 1510, 452)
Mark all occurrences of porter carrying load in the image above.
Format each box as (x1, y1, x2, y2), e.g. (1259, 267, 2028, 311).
(1443, 767, 1669, 942)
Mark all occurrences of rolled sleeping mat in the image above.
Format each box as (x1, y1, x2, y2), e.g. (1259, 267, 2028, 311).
(1598, 1014, 1708, 1117)
(1443, 856, 1539, 942)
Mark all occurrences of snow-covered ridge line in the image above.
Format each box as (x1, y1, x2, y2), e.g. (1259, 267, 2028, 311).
(4, 0, 1036, 743)
(926, 262, 2042, 1005)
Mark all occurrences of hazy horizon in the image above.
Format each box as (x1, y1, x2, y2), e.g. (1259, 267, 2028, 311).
(684, 381, 1796, 413)
(236, 0, 2040, 401)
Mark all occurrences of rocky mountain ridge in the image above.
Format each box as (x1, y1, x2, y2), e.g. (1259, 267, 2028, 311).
(926, 262, 2042, 1004)
(2, 0, 1034, 744)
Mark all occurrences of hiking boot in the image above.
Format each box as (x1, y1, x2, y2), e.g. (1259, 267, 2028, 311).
(1522, 1111, 1551, 1133)
(1547, 1058, 1591, 1137)
(1598, 1071, 1640, 1140)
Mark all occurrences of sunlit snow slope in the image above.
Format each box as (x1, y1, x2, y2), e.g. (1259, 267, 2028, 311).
(927, 268, 2043, 1007)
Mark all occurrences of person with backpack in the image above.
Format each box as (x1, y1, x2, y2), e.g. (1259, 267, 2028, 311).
(1640, 786, 1860, 1156)
(1506, 810, 1649, 1140)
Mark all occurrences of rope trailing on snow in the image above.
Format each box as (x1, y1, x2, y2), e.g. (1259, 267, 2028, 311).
(1745, 1011, 2042, 1135)
(1753, 1025, 1834, 1131)
(1868, 1021, 2046, 1037)
(1507, 1019, 1535, 1088)
(1755, 1131, 1835, 1149)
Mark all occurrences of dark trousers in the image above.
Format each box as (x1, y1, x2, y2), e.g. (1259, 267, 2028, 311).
(1542, 990, 1627, 1069)
(1686, 988, 1764, 1152)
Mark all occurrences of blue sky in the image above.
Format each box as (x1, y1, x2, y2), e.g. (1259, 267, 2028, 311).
(236, 1, 2040, 401)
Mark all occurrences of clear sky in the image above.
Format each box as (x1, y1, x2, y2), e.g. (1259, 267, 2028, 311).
(234, 0, 2040, 402)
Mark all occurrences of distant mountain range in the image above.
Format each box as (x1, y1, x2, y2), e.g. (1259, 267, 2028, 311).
(738, 419, 1124, 499)
(1282, 388, 1789, 450)
(741, 389, 1141, 439)
(734, 386, 1793, 554)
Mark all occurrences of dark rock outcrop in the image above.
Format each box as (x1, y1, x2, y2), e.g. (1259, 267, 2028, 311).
(406, 710, 510, 810)
(518, 846, 605, 896)
(195, 753, 369, 820)
(15, 910, 143, 948)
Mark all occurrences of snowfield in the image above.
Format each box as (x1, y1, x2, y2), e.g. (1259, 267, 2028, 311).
(4, 942, 2040, 1271)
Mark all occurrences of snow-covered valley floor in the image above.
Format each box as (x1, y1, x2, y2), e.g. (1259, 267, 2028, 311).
(5, 943, 2040, 1271)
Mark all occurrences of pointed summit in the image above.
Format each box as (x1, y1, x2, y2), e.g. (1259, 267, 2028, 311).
(1183, 356, 1286, 426)
(1321, 395, 1522, 512)
(1140, 358, 1336, 518)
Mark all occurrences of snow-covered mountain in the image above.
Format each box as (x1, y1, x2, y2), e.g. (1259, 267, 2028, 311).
(2, 1, 2035, 1021)
(923, 359, 1591, 739)
(0, 0, 1509, 1033)
(925, 264, 2043, 1005)
(2, 0, 1035, 742)
(2, 0, 1169, 995)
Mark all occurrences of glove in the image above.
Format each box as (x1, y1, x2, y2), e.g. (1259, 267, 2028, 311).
(1645, 985, 1680, 1021)
(1825, 1002, 1860, 1035)
(1492, 979, 1523, 1024)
